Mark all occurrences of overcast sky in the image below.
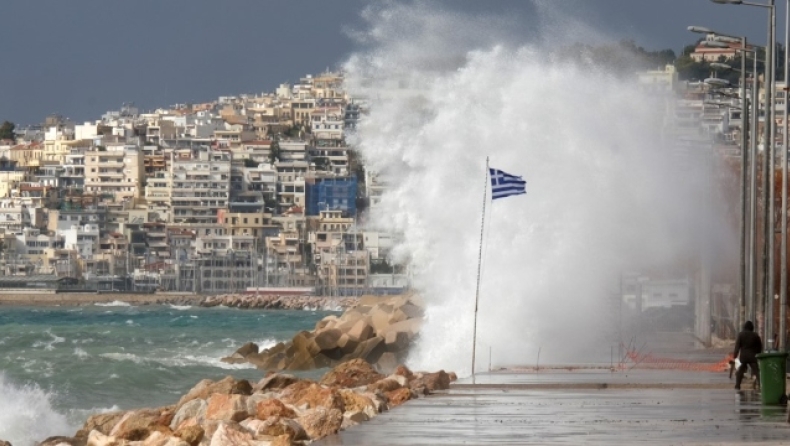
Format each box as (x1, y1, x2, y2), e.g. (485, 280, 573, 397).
(0, 0, 784, 125)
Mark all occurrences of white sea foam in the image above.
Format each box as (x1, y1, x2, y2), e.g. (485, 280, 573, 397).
(100, 352, 146, 364)
(163, 354, 256, 370)
(32, 330, 65, 351)
(73, 348, 89, 359)
(345, 4, 734, 375)
(95, 300, 132, 307)
(253, 338, 279, 350)
(169, 304, 192, 311)
(0, 372, 74, 446)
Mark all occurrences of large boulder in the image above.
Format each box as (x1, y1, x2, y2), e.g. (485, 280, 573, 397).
(398, 303, 424, 319)
(170, 399, 207, 431)
(313, 328, 342, 351)
(296, 407, 343, 440)
(385, 388, 414, 407)
(86, 430, 120, 446)
(319, 359, 384, 388)
(76, 411, 126, 438)
(255, 373, 299, 392)
(338, 390, 377, 418)
(240, 418, 307, 442)
(255, 399, 296, 420)
(410, 370, 451, 392)
(376, 352, 399, 373)
(285, 348, 316, 371)
(340, 410, 369, 429)
(109, 408, 165, 439)
(346, 319, 374, 343)
(354, 336, 385, 363)
(368, 304, 396, 335)
(205, 394, 248, 422)
(366, 378, 402, 393)
(279, 382, 344, 412)
(208, 422, 257, 446)
(173, 425, 204, 446)
(384, 318, 422, 339)
(384, 330, 410, 352)
(234, 342, 259, 357)
(176, 377, 251, 410)
(314, 315, 339, 331)
(291, 331, 320, 356)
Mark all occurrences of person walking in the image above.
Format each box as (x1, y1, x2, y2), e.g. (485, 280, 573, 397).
(733, 320, 763, 390)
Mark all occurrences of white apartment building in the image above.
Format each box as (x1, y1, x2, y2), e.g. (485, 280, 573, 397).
(0, 202, 32, 233)
(365, 170, 386, 209)
(170, 150, 231, 224)
(275, 161, 307, 212)
(145, 171, 172, 222)
(310, 144, 349, 176)
(13, 228, 63, 257)
(61, 149, 86, 189)
(362, 231, 395, 261)
(60, 223, 100, 259)
(84, 145, 144, 203)
(311, 107, 344, 141)
(240, 164, 277, 199)
(279, 141, 308, 162)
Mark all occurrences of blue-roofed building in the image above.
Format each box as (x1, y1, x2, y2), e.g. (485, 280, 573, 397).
(306, 178, 357, 217)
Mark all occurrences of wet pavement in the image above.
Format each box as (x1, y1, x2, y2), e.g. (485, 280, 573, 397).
(317, 368, 790, 445)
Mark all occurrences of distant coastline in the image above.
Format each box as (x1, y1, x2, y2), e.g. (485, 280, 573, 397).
(0, 292, 357, 310)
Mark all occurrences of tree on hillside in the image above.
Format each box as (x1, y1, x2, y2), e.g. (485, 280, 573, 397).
(0, 121, 15, 141)
(312, 156, 330, 171)
(268, 139, 281, 165)
(556, 40, 677, 76)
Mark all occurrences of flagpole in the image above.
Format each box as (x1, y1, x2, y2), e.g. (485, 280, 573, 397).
(472, 156, 489, 376)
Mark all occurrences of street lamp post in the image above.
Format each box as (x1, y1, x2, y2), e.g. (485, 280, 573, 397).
(708, 43, 762, 324)
(711, 0, 776, 345)
(780, 0, 789, 352)
(697, 30, 755, 331)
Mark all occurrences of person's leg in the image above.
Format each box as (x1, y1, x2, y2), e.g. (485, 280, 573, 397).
(749, 361, 760, 389)
(735, 362, 748, 389)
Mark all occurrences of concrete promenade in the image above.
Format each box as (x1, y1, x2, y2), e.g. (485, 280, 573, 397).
(318, 368, 790, 445)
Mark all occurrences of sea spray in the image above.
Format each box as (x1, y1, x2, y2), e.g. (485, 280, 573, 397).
(345, 3, 734, 375)
(0, 373, 74, 446)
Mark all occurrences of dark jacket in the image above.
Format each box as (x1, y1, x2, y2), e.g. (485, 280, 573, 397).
(734, 321, 763, 363)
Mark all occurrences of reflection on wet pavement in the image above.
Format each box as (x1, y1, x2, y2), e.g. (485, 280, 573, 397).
(317, 369, 790, 445)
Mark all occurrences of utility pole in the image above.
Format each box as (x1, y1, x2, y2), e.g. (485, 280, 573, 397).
(765, 0, 777, 346)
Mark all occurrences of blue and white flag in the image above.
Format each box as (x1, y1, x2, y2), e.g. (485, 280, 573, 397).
(489, 167, 526, 200)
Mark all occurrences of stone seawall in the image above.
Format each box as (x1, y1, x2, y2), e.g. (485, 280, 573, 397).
(200, 294, 356, 310)
(0, 293, 357, 311)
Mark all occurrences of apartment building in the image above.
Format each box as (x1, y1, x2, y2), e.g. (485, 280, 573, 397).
(275, 161, 307, 212)
(84, 145, 144, 203)
(144, 171, 172, 222)
(170, 150, 231, 224)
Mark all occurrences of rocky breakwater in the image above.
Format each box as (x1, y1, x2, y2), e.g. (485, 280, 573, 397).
(200, 294, 356, 311)
(223, 295, 424, 372)
(43, 359, 456, 446)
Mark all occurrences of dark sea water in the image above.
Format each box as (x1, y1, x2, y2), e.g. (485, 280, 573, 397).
(0, 303, 332, 445)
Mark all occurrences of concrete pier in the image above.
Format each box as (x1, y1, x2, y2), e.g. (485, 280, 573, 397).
(318, 368, 790, 445)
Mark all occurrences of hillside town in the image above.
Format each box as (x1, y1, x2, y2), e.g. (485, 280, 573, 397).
(0, 36, 769, 300)
(0, 72, 407, 296)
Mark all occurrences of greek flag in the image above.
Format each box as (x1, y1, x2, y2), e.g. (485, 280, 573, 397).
(489, 167, 526, 200)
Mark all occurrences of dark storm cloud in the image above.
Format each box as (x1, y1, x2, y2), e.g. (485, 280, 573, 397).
(0, 0, 779, 125)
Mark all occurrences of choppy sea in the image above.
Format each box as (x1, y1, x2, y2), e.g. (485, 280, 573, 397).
(0, 303, 332, 446)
